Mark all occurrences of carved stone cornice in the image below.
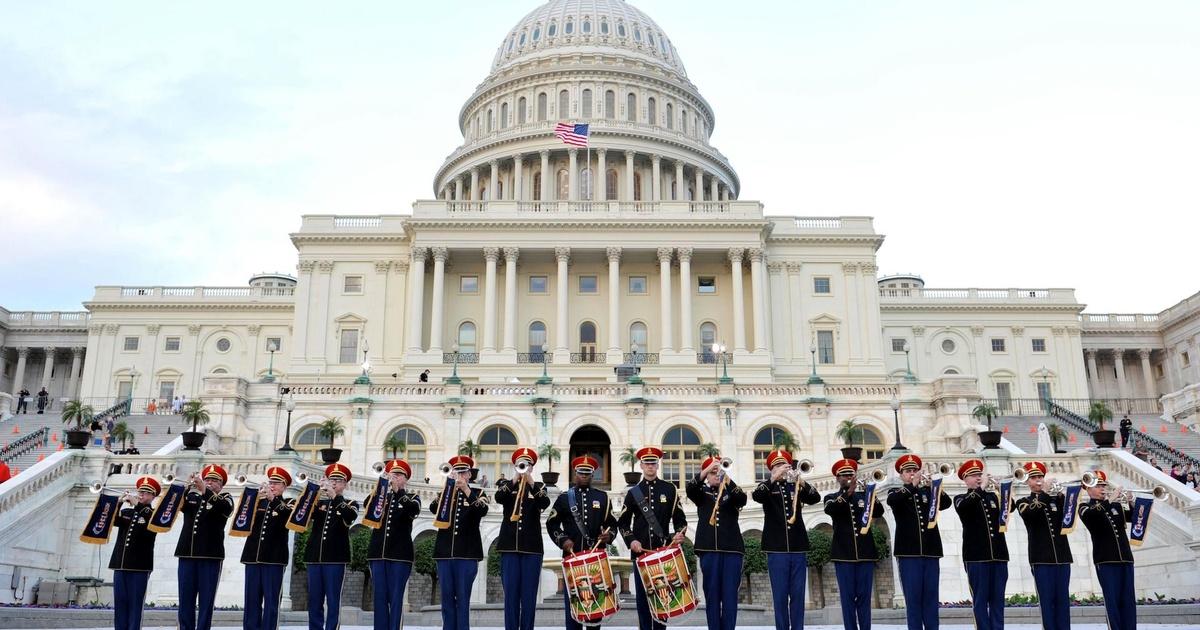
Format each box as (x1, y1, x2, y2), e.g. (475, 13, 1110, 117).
(317, 260, 335, 273)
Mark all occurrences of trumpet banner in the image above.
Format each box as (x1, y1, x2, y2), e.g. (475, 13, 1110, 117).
(79, 493, 121, 544)
(1128, 495, 1154, 547)
(229, 486, 260, 537)
(361, 477, 390, 530)
(147, 482, 187, 533)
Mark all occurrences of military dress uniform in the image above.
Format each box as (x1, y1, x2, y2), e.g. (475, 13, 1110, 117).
(686, 455, 747, 630)
(1078, 470, 1136, 630)
(305, 463, 361, 630)
(367, 460, 421, 630)
(885, 454, 950, 630)
(1013, 461, 1073, 630)
(752, 449, 821, 630)
(176, 464, 235, 630)
(429, 454, 489, 630)
(953, 459, 1009, 630)
(110, 476, 161, 630)
(546, 456, 619, 630)
(616, 446, 688, 630)
(823, 458, 884, 630)
(494, 448, 551, 630)
(240, 466, 295, 630)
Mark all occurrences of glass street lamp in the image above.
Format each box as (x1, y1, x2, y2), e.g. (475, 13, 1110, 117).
(278, 392, 297, 452)
(889, 395, 907, 452)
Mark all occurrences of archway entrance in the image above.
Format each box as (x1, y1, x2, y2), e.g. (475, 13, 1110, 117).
(568, 425, 611, 489)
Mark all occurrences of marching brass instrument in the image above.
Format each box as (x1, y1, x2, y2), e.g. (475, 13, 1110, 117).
(708, 457, 735, 526)
(784, 459, 815, 524)
(88, 479, 136, 503)
(853, 468, 888, 491)
(1045, 471, 1100, 495)
(164, 473, 177, 483)
(371, 461, 385, 474)
(985, 466, 1029, 492)
(514, 460, 533, 474)
(918, 463, 954, 487)
(440, 463, 454, 477)
(1108, 484, 1168, 504)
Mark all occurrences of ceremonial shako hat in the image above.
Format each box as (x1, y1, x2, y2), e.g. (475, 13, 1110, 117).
(957, 459, 984, 479)
(895, 454, 922, 473)
(831, 459, 858, 476)
(266, 466, 292, 485)
(1022, 461, 1047, 478)
(449, 455, 475, 471)
(325, 463, 353, 481)
(701, 455, 721, 472)
(512, 447, 538, 466)
(385, 460, 412, 479)
(571, 455, 599, 474)
(202, 464, 228, 484)
(765, 449, 793, 469)
(136, 476, 162, 495)
(1091, 470, 1109, 486)
(636, 446, 664, 463)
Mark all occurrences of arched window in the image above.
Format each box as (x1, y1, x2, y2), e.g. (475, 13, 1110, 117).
(532, 26, 541, 42)
(633, 172, 642, 201)
(386, 426, 426, 480)
(648, 32, 656, 48)
(579, 322, 598, 362)
(859, 426, 885, 461)
(680, 107, 688, 134)
(634, 26, 642, 42)
(295, 424, 326, 463)
(604, 90, 615, 119)
(629, 322, 648, 350)
(556, 169, 569, 200)
(532, 172, 542, 201)
(486, 109, 493, 133)
(647, 97, 656, 124)
(528, 321, 548, 358)
(666, 103, 674, 130)
(754, 426, 792, 482)
(457, 322, 477, 354)
(517, 97, 526, 124)
(478, 425, 518, 483)
(549, 21, 557, 37)
(605, 169, 618, 200)
(565, 19, 574, 35)
(559, 90, 570, 119)
(519, 31, 527, 46)
(600, 19, 609, 35)
(699, 322, 717, 362)
(617, 22, 627, 38)
(500, 102, 508, 129)
(582, 19, 591, 34)
(626, 93, 636, 122)
(537, 93, 547, 121)
(662, 425, 701, 487)
(507, 36, 515, 53)
(581, 89, 592, 118)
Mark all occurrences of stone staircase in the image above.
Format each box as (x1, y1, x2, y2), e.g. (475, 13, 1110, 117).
(994, 408, 1200, 468)
(0, 412, 183, 476)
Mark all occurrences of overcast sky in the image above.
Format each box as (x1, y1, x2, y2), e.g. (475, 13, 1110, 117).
(2, 1, 1197, 314)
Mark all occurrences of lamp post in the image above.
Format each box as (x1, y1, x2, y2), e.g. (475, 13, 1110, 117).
(537, 343, 551, 385)
(278, 392, 296, 452)
(263, 340, 278, 383)
(128, 366, 139, 412)
(355, 337, 372, 384)
(903, 342, 917, 383)
(889, 395, 907, 452)
(807, 343, 824, 385)
(1039, 366, 1051, 412)
(628, 343, 643, 385)
(724, 407, 733, 432)
(446, 343, 462, 385)
(713, 342, 731, 384)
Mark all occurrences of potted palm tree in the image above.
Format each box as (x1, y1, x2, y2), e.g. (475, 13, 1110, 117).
(538, 443, 561, 486)
(834, 419, 864, 461)
(112, 421, 134, 453)
(382, 434, 407, 460)
(619, 446, 641, 486)
(318, 417, 346, 464)
(180, 399, 211, 451)
(972, 402, 1002, 449)
(1088, 401, 1115, 448)
(458, 439, 483, 482)
(1047, 423, 1068, 453)
(773, 431, 799, 453)
(61, 399, 95, 449)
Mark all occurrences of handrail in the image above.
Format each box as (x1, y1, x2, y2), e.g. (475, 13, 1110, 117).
(1046, 400, 1200, 470)
(0, 427, 49, 462)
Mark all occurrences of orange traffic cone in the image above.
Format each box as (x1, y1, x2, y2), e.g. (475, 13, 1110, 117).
(50, 432, 58, 443)
(1029, 425, 1037, 433)
(57, 442, 64, 451)
(144, 426, 149, 434)
(11, 425, 18, 434)
(1140, 425, 1148, 433)
(1069, 433, 1078, 443)
(1182, 425, 1189, 433)
(1003, 425, 1010, 433)
(10, 467, 18, 475)
(1160, 425, 1168, 433)
(37, 453, 45, 462)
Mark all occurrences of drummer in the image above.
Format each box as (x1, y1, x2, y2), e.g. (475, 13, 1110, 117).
(547, 455, 618, 630)
(616, 446, 687, 630)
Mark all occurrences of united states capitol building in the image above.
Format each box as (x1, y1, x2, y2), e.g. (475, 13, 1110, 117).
(1, 0, 1198, 613)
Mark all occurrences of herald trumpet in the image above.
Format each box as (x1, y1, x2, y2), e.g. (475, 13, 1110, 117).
(371, 461, 385, 474)
(232, 473, 250, 486)
(88, 480, 106, 494)
(440, 463, 454, 476)
(719, 457, 734, 472)
(164, 473, 177, 483)
(784, 459, 814, 482)
(919, 463, 954, 487)
(295, 472, 311, 486)
(1109, 484, 1168, 502)
(514, 461, 533, 474)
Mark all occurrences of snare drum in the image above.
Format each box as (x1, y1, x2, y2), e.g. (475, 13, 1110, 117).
(562, 550, 620, 624)
(634, 546, 698, 625)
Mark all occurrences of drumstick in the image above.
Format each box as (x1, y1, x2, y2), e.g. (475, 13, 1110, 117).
(590, 527, 611, 552)
(670, 525, 688, 548)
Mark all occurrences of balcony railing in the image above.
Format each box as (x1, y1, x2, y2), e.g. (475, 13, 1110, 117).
(570, 352, 606, 364)
(1080, 313, 1161, 330)
(696, 352, 733, 365)
(95, 286, 294, 301)
(1, 311, 90, 327)
(516, 352, 553, 364)
(878, 287, 1077, 302)
(418, 199, 761, 219)
(981, 397, 1163, 416)
(442, 352, 480, 364)
(623, 352, 660, 365)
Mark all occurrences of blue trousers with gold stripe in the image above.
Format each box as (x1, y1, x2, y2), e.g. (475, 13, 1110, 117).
(766, 552, 807, 630)
(370, 559, 412, 630)
(113, 570, 149, 630)
(833, 561, 874, 630)
(699, 552, 742, 630)
(243, 563, 285, 630)
(897, 557, 939, 630)
(1097, 563, 1136, 630)
(306, 563, 346, 630)
(965, 561, 1007, 630)
(500, 553, 541, 630)
(1031, 563, 1070, 630)
(178, 558, 222, 630)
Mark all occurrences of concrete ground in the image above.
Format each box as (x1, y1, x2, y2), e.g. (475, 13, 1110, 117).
(6, 626, 1198, 630)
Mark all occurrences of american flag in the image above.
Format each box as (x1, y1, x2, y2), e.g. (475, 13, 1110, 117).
(554, 122, 589, 147)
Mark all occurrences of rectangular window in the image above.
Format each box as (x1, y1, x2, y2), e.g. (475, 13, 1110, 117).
(628, 276, 647, 294)
(1183, 351, 1192, 367)
(891, 338, 906, 352)
(164, 337, 181, 352)
(529, 275, 548, 294)
(817, 330, 835, 364)
(1036, 381, 1051, 401)
(343, 275, 364, 294)
(339, 329, 359, 364)
(1031, 338, 1046, 353)
(996, 382, 1013, 412)
(1155, 364, 1164, 379)
(697, 276, 716, 294)
(460, 275, 479, 293)
(578, 275, 598, 294)
(159, 381, 176, 402)
(991, 338, 1006, 353)
(266, 337, 282, 352)
(123, 337, 139, 352)
(813, 277, 831, 294)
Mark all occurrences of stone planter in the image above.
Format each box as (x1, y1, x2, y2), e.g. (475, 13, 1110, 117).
(1092, 429, 1117, 449)
(623, 471, 643, 486)
(181, 431, 206, 451)
(978, 430, 1003, 449)
(541, 471, 560, 487)
(320, 448, 342, 464)
(840, 446, 863, 462)
(65, 429, 91, 449)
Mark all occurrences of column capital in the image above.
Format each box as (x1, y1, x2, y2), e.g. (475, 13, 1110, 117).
(539, 149, 551, 158)
(727, 247, 745, 264)
(860, 263, 878, 275)
(651, 154, 661, 164)
(1137, 348, 1153, 360)
(912, 326, 926, 337)
(411, 246, 429, 262)
(569, 148, 578, 157)
(247, 324, 262, 337)
(490, 159, 500, 168)
(392, 260, 409, 274)
(785, 262, 803, 273)
(606, 247, 622, 263)
(1051, 325, 1066, 337)
(512, 153, 524, 163)
(1010, 325, 1024, 337)
(104, 324, 120, 335)
(297, 259, 316, 273)
(146, 324, 161, 336)
(676, 247, 693, 262)
(431, 247, 450, 263)
(657, 247, 674, 263)
(374, 260, 392, 273)
(1111, 347, 1126, 359)
(483, 247, 501, 262)
(971, 325, 985, 337)
(625, 150, 636, 161)
(1084, 348, 1097, 358)
(842, 261, 858, 273)
(503, 247, 520, 264)
(15, 346, 29, 358)
(555, 246, 571, 263)
(766, 261, 784, 273)
(317, 259, 335, 273)
(188, 324, 201, 336)
(747, 247, 765, 263)
(596, 147, 607, 157)
(71, 346, 85, 355)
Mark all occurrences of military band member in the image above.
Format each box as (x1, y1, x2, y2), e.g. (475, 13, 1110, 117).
(824, 458, 884, 630)
(885, 454, 949, 630)
(430, 455, 489, 630)
(176, 464, 235, 630)
(953, 459, 1009, 630)
(1078, 470, 1136, 630)
(240, 466, 295, 630)
(305, 463, 360, 630)
(110, 476, 161, 630)
(1014, 461, 1072, 630)
(367, 459, 421, 630)
(617, 446, 688, 630)
(686, 454, 746, 630)
(494, 447, 551, 630)
(752, 449, 820, 630)
(546, 455, 618, 630)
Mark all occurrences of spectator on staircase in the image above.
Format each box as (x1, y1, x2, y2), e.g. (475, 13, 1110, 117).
(1169, 464, 1186, 485)
(15, 388, 29, 414)
(1119, 415, 1133, 448)
(0, 460, 10, 484)
(146, 399, 157, 415)
(172, 396, 183, 414)
(36, 387, 49, 414)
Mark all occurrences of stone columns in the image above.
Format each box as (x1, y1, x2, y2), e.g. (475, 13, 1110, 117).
(1085, 349, 1099, 396)
(721, 185, 730, 201)
(710, 177, 718, 202)
(607, 247, 622, 356)
(657, 248, 674, 352)
(624, 151, 635, 201)
(694, 168, 704, 202)
(428, 247, 449, 354)
(454, 177, 464, 200)
(406, 247, 428, 352)
(555, 247, 571, 360)
(728, 248, 747, 352)
(1138, 349, 1156, 399)
(470, 168, 480, 201)
(674, 161, 685, 200)
(568, 149, 579, 201)
(678, 248, 694, 352)
(69, 347, 84, 397)
(651, 155, 662, 201)
(1113, 348, 1129, 400)
(539, 150, 551, 201)
(489, 160, 499, 200)
(596, 149, 607, 201)
(748, 248, 767, 352)
(513, 155, 524, 201)
(12, 347, 29, 397)
(482, 247, 500, 352)
(39, 347, 55, 389)
(502, 248, 519, 352)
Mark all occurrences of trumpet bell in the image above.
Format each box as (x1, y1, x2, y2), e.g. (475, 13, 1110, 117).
(1080, 472, 1098, 488)
(371, 461, 385, 474)
(796, 459, 814, 475)
(937, 463, 954, 476)
(1153, 485, 1168, 500)
(440, 463, 454, 476)
(870, 469, 887, 483)
(164, 473, 177, 483)
(296, 472, 310, 484)
(232, 474, 249, 486)
(1012, 467, 1028, 483)
(88, 480, 105, 493)
(514, 461, 531, 474)
(719, 457, 734, 471)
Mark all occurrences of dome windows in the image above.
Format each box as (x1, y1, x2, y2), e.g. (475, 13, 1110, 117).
(565, 19, 574, 35)
(507, 36, 515, 52)
(582, 19, 591, 34)
(648, 32, 656, 48)
(519, 31, 527, 46)
(548, 21, 557, 37)
(532, 26, 541, 42)
(617, 22, 626, 38)
(634, 26, 642, 43)
(600, 19, 609, 35)
(581, 89, 593, 118)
